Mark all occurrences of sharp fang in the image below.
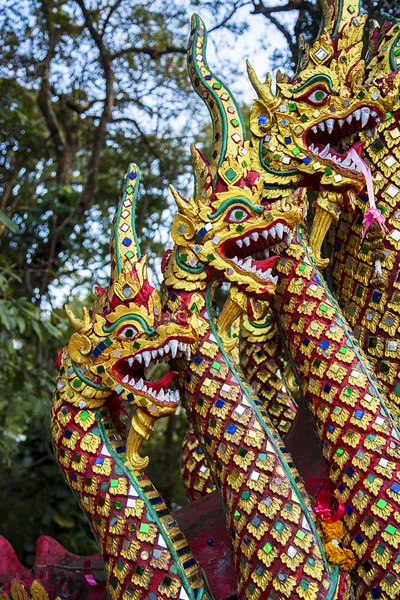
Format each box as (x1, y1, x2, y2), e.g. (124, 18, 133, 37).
(312, 126, 318, 134)
(136, 378, 144, 390)
(128, 358, 134, 367)
(269, 227, 276, 239)
(262, 230, 269, 239)
(159, 348, 164, 357)
(275, 223, 283, 239)
(371, 110, 377, 117)
(129, 378, 135, 386)
(346, 114, 353, 124)
(251, 232, 259, 241)
(147, 388, 154, 397)
(186, 347, 191, 360)
(158, 389, 165, 400)
(164, 343, 170, 354)
(342, 155, 351, 167)
(361, 107, 370, 128)
(170, 339, 178, 359)
(338, 119, 345, 127)
(143, 351, 151, 368)
(326, 119, 334, 134)
(142, 384, 148, 392)
(236, 239, 243, 248)
(122, 375, 129, 383)
(243, 258, 252, 269)
(319, 143, 330, 158)
(317, 121, 325, 132)
(136, 354, 143, 364)
(354, 109, 361, 121)
(243, 237, 251, 247)
(309, 143, 315, 152)
(151, 349, 158, 359)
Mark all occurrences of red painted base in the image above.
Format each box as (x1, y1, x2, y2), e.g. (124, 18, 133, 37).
(0, 493, 237, 600)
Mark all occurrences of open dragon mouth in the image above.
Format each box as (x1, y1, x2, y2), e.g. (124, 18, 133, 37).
(220, 219, 292, 284)
(305, 106, 383, 173)
(113, 337, 193, 406)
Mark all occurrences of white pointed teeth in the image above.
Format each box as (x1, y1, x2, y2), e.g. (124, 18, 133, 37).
(326, 119, 334, 134)
(275, 223, 283, 238)
(236, 239, 243, 248)
(361, 107, 370, 127)
(143, 351, 151, 368)
(309, 106, 382, 170)
(170, 339, 178, 359)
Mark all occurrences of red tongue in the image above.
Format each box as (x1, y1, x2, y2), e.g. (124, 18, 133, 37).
(147, 370, 178, 392)
(352, 140, 365, 156)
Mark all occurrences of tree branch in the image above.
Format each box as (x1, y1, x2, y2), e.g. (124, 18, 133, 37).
(251, 0, 320, 17)
(112, 44, 186, 61)
(36, 2, 68, 181)
(100, 0, 125, 37)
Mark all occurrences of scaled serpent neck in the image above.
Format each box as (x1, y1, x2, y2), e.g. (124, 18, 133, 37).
(51, 350, 207, 600)
(163, 278, 348, 599)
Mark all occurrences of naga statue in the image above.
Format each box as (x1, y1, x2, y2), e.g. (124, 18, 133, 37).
(3, 2, 400, 600)
(165, 14, 353, 600)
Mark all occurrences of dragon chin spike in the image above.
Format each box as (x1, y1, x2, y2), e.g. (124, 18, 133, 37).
(109, 163, 141, 292)
(187, 13, 246, 186)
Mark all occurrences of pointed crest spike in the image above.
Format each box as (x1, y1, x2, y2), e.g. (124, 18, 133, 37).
(109, 163, 141, 293)
(188, 13, 246, 185)
(319, 0, 361, 39)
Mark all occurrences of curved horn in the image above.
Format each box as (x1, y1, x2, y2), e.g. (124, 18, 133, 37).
(187, 13, 246, 186)
(246, 61, 280, 112)
(110, 163, 141, 287)
(65, 304, 91, 332)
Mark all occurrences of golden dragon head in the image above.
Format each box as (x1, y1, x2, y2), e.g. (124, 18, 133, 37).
(248, 0, 400, 199)
(164, 14, 306, 299)
(63, 165, 196, 468)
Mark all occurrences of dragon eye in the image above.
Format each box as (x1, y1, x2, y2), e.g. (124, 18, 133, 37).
(307, 89, 328, 104)
(227, 207, 250, 223)
(118, 325, 138, 339)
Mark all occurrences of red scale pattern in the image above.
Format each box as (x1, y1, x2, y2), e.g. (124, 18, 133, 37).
(168, 289, 348, 600)
(274, 241, 400, 599)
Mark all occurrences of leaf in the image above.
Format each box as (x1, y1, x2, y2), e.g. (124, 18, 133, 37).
(53, 510, 75, 528)
(0, 300, 15, 331)
(0, 210, 19, 234)
(31, 319, 43, 341)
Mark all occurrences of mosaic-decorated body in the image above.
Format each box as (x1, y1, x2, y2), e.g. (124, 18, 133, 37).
(329, 20, 400, 425)
(163, 277, 350, 599)
(169, 14, 353, 598)
(240, 312, 298, 437)
(51, 165, 210, 600)
(273, 233, 400, 599)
